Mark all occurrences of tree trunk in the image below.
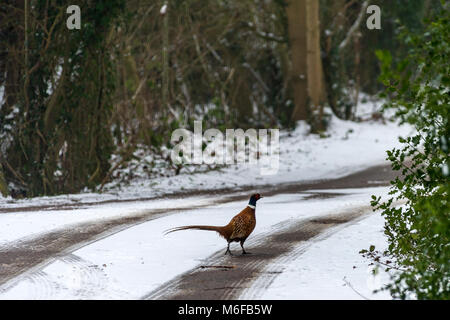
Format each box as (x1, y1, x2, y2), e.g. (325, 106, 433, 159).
(286, 0, 308, 121)
(287, 0, 325, 126)
(0, 163, 8, 197)
(162, 0, 169, 117)
(306, 0, 325, 130)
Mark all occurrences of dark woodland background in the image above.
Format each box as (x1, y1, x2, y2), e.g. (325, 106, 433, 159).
(0, 0, 444, 197)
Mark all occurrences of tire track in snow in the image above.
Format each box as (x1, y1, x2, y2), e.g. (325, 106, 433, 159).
(142, 205, 373, 300)
(0, 163, 393, 214)
(0, 204, 217, 289)
(0, 254, 110, 299)
(59, 254, 109, 299)
(238, 212, 371, 299)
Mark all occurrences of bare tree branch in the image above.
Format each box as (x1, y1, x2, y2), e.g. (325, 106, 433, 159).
(338, 1, 369, 52)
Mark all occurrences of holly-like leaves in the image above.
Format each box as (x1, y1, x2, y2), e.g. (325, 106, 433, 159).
(367, 10, 450, 300)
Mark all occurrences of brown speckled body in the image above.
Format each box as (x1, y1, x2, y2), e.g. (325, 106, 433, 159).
(165, 194, 261, 255)
(227, 206, 256, 242)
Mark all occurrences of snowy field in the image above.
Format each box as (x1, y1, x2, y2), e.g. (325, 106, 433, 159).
(0, 187, 394, 300)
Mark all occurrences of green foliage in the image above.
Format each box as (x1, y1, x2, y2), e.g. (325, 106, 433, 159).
(370, 9, 449, 299)
(321, 0, 442, 120)
(2, 0, 125, 196)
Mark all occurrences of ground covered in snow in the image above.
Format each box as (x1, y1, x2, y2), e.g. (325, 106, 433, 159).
(0, 187, 395, 300)
(247, 212, 392, 300)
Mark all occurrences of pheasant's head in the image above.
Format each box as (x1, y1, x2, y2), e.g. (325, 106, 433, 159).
(248, 193, 262, 207)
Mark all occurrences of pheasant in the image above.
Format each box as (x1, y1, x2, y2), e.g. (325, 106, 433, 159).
(165, 193, 262, 255)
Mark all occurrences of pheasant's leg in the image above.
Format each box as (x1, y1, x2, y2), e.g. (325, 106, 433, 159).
(224, 242, 233, 255)
(240, 240, 250, 255)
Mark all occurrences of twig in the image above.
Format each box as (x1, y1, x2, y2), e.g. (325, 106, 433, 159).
(3, 159, 26, 186)
(242, 63, 270, 93)
(338, 1, 369, 52)
(199, 265, 235, 269)
(342, 276, 370, 300)
(127, 5, 155, 44)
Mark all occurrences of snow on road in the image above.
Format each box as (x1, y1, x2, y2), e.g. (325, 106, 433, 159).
(0, 187, 393, 299)
(242, 211, 391, 300)
(0, 196, 213, 246)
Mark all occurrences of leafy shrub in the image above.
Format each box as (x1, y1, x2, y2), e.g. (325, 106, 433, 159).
(370, 8, 449, 299)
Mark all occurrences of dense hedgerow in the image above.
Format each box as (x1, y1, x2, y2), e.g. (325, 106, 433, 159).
(369, 7, 449, 299)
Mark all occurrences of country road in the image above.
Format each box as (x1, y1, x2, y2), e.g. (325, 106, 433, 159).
(144, 206, 373, 300)
(0, 164, 398, 299)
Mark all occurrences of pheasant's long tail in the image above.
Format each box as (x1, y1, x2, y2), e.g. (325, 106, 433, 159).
(164, 225, 226, 238)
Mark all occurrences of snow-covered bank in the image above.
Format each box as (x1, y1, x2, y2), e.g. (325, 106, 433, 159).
(0, 187, 394, 299)
(0, 99, 413, 211)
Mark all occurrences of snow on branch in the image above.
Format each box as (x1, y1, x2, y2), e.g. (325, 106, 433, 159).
(160, 3, 168, 15)
(338, 1, 369, 52)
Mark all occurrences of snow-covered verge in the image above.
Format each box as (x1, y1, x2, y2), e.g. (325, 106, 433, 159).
(0, 187, 395, 300)
(0, 98, 413, 210)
